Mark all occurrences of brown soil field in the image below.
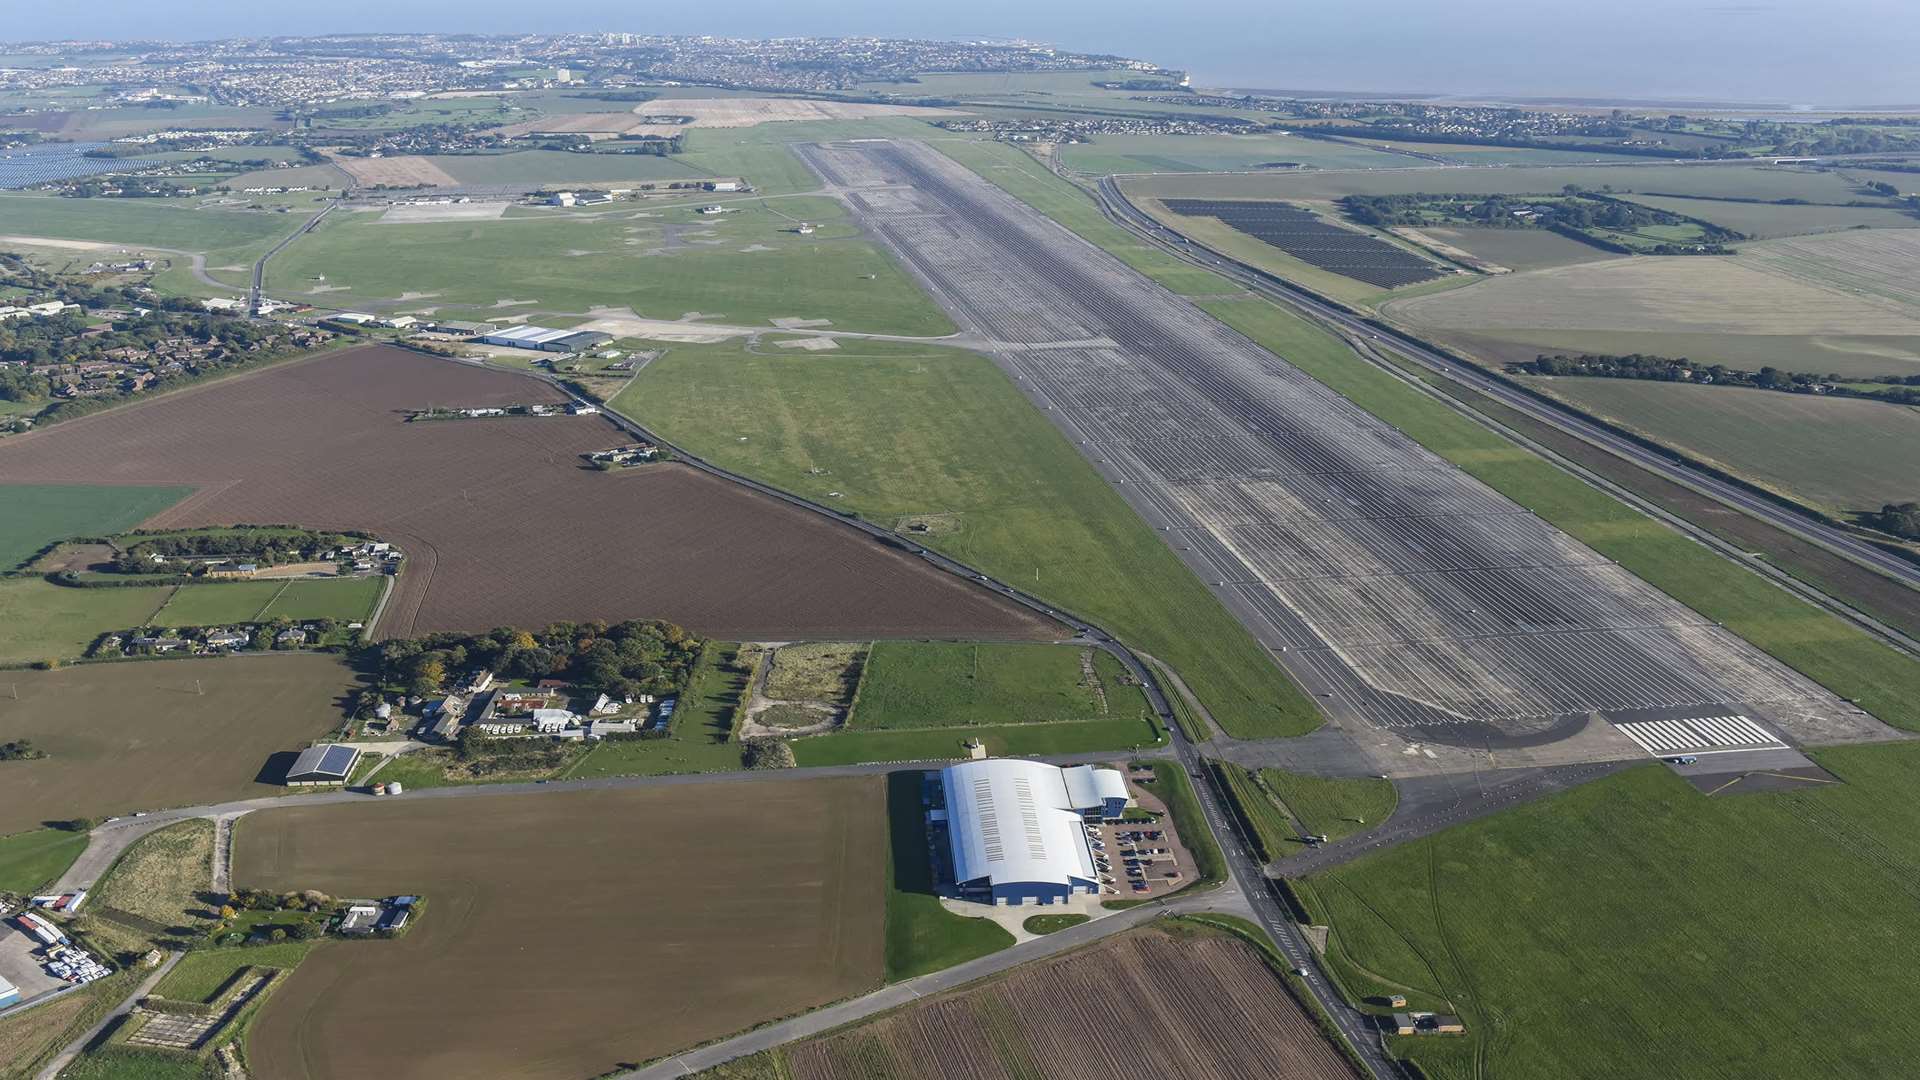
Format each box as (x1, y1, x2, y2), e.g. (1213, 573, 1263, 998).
(328, 154, 462, 188)
(0, 654, 356, 833)
(235, 777, 885, 1080)
(782, 923, 1354, 1080)
(0, 346, 1055, 641)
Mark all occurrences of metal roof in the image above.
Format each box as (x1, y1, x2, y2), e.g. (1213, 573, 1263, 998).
(288, 743, 359, 780)
(940, 759, 1098, 891)
(1062, 764, 1129, 810)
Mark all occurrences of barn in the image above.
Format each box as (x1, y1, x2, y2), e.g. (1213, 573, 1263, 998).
(285, 744, 361, 786)
(932, 759, 1133, 906)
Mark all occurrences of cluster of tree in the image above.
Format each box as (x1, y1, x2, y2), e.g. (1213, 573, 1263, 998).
(1866, 502, 1920, 540)
(1341, 191, 1738, 252)
(571, 90, 659, 103)
(0, 738, 46, 761)
(111, 529, 355, 574)
(742, 737, 796, 769)
(368, 620, 700, 701)
(1867, 180, 1901, 198)
(1510, 353, 1920, 405)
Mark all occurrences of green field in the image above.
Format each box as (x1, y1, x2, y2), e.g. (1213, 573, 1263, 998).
(1203, 296, 1920, 731)
(153, 942, 315, 1003)
(883, 770, 1011, 981)
(1621, 194, 1920, 239)
(850, 642, 1138, 729)
(0, 484, 192, 570)
(934, 139, 1241, 297)
(1536, 379, 1920, 513)
(618, 339, 1318, 739)
(420, 150, 707, 186)
(0, 193, 305, 254)
(1302, 744, 1920, 1079)
(257, 576, 385, 622)
(1058, 132, 1417, 175)
(149, 575, 382, 628)
(1260, 770, 1398, 844)
(0, 827, 88, 892)
(269, 195, 953, 335)
(0, 576, 380, 663)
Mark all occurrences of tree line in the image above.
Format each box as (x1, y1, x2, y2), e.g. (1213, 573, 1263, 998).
(1510, 352, 1920, 405)
(368, 619, 701, 701)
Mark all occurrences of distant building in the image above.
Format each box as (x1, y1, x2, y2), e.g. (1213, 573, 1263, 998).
(704, 180, 741, 192)
(285, 744, 360, 785)
(932, 760, 1133, 906)
(475, 325, 615, 353)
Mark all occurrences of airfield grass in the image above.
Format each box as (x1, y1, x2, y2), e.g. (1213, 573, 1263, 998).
(1259, 770, 1397, 844)
(0, 483, 192, 570)
(1301, 744, 1920, 1080)
(1203, 296, 1920, 731)
(412, 150, 706, 186)
(0, 827, 88, 893)
(676, 118, 950, 196)
(883, 770, 1013, 981)
(619, 340, 1319, 740)
(1212, 762, 1297, 864)
(1534, 379, 1920, 513)
(269, 195, 953, 335)
(934, 138, 1241, 297)
(0, 193, 303, 254)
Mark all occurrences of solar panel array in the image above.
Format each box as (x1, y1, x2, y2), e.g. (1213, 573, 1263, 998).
(0, 142, 167, 190)
(1163, 198, 1446, 289)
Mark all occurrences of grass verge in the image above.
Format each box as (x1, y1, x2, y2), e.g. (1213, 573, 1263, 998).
(0, 827, 88, 893)
(882, 770, 1012, 981)
(1140, 762, 1225, 886)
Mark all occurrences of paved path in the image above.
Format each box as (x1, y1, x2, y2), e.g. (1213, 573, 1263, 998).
(621, 887, 1246, 1079)
(34, 951, 181, 1080)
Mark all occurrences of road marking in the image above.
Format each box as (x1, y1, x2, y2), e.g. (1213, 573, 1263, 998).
(1613, 714, 1785, 757)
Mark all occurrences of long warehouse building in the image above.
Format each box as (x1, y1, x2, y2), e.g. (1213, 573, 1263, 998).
(933, 759, 1130, 906)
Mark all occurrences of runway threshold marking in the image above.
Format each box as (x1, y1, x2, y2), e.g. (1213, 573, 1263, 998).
(1613, 714, 1786, 756)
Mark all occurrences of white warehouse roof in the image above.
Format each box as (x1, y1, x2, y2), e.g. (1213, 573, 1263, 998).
(941, 759, 1104, 892)
(483, 325, 578, 346)
(1062, 764, 1129, 810)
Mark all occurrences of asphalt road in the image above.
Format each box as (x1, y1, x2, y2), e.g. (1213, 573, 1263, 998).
(1092, 176, 1920, 596)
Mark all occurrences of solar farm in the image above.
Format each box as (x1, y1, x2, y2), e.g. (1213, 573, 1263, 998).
(0, 142, 165, 189)
(1161, 198, 1446, 289)
(802, 139, 1863, 755)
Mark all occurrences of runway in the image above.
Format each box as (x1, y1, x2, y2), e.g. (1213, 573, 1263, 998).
(801, 139, 1861, 750)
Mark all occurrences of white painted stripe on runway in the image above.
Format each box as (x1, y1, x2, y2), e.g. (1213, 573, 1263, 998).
(1701, 716, 1756, 744)
(1614, 714, 1786, 758)
(1685, 718, 1737, 746)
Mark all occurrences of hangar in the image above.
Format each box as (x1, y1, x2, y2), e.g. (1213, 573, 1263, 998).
(286, 744, 361, 786)
(932, 759, 1132, 906)
(474, 325, 614, 353)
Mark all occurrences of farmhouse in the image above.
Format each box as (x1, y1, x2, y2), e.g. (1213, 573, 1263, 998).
(286, 744, 361, 786)
(932, 760, 1133, 906)
(475, 325, 615, 353)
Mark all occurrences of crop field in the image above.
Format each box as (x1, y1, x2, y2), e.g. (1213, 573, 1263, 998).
(1123, 162, 1883, 205)
(1386, 253, 1920, 338)
(237, 777, 885, 1080)
(268, 197, 953, 335)
(1620, 194, 1920, 240)
(1404, 225, 1619, 273)
(0, 654, 356, 833)
(1740, 227, 1920, 316)
(147, 575, 381, 627)
(783, 922, 1351, 1080)
(849, 642, 1145, 729)
(620, 336, 1311, 741)
(1163, 198, 1446, 288)
(0, 483, 192, 570)
(0, 193, 305, 254)
(1535, 379, 1920, 513)
(0, 346, 1052, 643)
(1303, 744, 1920, 1080)
(1058, 131, 1419, 174)
(1431, 327, 1920, 379)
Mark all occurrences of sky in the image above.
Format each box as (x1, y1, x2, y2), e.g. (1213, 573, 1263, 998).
(14, 1, 1920, 108)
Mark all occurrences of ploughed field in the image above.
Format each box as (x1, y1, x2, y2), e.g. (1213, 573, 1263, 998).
(234, 777, 885, 1080)
(0, 654, 358, 833)
(0, 346, 1054, 642)
(780, 923, 1353, 1080)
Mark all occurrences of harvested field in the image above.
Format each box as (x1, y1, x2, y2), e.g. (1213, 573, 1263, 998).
(0, 346, 1056, 642)
(0, 654, 356, 834)
(782, 923, 1352, 1080)
(1410, 226, 1621, 273)
(1386, 254, 1920, 336)
(1740, 228, 1920, 316)
(328, 154, 460, 188)
(237, 777, 885, 1080)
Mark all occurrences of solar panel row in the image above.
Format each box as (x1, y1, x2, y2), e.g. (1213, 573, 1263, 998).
(1163, 199, 1447, 289)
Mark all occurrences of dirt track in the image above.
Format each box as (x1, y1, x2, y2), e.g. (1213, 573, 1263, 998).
(0, 346, 1056, 641)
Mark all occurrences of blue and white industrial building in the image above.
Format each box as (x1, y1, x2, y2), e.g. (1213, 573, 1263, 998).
(930, 759, 1133, 907)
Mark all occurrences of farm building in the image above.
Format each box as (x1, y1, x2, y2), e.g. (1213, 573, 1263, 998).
(932, 760, 1133, 906)
(475, 325, 615, 353)
(285, 744, 361, 786)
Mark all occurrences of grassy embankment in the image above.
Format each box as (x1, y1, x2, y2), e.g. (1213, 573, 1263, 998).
(1301, 743, 1920, 1080)
(619, 339, 1318, 740)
